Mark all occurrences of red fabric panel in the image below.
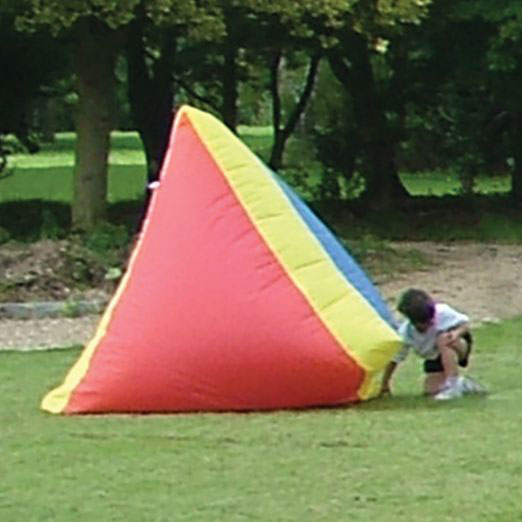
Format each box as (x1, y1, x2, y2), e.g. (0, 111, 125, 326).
(66, 115, 363, 413)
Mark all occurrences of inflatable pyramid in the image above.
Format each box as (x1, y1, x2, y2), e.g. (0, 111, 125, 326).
(42, 105, 400, 414)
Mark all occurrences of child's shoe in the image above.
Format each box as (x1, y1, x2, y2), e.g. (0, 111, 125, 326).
(460, 376, 487, 395)
(433, 377, 464, 401)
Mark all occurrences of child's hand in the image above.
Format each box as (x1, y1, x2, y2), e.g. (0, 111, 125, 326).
(438, 329, 458, 345)
(379, 384, 392, 397)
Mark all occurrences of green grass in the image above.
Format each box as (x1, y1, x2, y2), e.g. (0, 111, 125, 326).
(2, 130, 522, 247)
(1, 129, 269, 205)
(1, 316, 521, 521)
(1, 132, 147, 204)
(315, 196, 522, 243)
(401, 170, 510, 196)
(3, 130, 511, 206)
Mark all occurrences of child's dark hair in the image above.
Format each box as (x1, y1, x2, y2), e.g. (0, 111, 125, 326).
(397, 288, 435, 323)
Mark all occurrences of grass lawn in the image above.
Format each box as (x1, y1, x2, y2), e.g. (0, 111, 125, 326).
(2, 132, 147, 204)
(400, 170, 510, 196)
(1, 129, 274, 205)
(2, 130, 521, 247)
(1, 317, 521, 521)
(2, 131, 512, 205)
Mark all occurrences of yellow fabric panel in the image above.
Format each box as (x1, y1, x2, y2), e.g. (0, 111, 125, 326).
(186, 106, 401, 398)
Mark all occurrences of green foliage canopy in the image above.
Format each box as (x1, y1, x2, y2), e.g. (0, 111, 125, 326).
(18, 0, 222, 39)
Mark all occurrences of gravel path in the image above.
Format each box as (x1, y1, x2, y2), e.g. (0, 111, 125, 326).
(0, 315, 101, 351)
(1, 242, 521, 351)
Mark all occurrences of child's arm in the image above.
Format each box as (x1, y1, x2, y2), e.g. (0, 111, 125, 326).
(435, 304, 470, 343)
(380, 361, 399, 396)
(438, 322, 470, 346)
(381, 321, 412, 396)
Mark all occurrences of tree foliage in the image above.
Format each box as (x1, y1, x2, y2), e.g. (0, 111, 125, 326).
(9, 0, 522, 225)
(393, 0, 522, 197)
(0, 0, 68, 162)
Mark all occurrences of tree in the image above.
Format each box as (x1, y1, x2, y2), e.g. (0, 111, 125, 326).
(125, 1, 222, 187)
(461, 2, 522, 200)
(19, 0, 211, 229)
(0, 1, 67, 154)
(267, 50, 321, 171)
(71, 18, 120, 229)
(250, 0, 432, 208)
(225, 1, 323, 170)
(126, 6, 177, 186)
(396, 0, 522, 199)
(384, 0, 498, 191)
(328, 30, 407, 206)
(173, 2, 322, 170)
(19, 1, 139, 229)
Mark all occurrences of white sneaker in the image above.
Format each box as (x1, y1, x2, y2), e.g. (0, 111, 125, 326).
(460, 376, 488, 395)
(434, 378, 464, 401)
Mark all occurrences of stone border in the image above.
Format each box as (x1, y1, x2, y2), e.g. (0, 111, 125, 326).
(0, 299, 107, 320)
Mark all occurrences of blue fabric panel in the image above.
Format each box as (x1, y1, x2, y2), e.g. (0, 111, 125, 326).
(272, 173, 398, 329)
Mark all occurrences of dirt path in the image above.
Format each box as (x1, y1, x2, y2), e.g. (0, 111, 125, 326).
(1, 242, 521, 350)
(378, 242, 522, 324)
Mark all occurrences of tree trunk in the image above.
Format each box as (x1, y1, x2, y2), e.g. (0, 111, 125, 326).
(126, 13, 175, 186)
(268, 52, 320, 171)
(328, 33, 408, 208)
(72, 19, 118, 230)
(510, 111, 522, 201)
(222, 39, 238, 132)
(268, 50, 283, 169)
(38, 97, 56, 143)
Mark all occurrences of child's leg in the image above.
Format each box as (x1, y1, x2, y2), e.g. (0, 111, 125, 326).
(438, 343, 459, 380)
(432, 332, 476, 400)
(423, 372, 446, 396)
(450, 336, 471, 363)
(437, 332, 471, 380)
(423, 357, 447, 395)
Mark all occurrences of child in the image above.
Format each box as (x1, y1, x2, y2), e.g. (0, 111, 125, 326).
(380, 288, 484, 400)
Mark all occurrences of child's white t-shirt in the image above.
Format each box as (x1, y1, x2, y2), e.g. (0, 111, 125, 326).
(393, 303, 469, 363)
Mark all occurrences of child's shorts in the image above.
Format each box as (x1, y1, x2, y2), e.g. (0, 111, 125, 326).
(423, 332, 473, 374)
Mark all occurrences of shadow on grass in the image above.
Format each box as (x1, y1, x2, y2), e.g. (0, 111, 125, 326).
(358, 393, 489, 412)
(0, 171, 14, 181)
(312, 193, 522, 242)
(0, 199, 145, 241)
(110, 132, 143, 151)
(40, 132, 143, 152)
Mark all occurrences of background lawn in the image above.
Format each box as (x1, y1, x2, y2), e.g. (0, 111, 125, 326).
(2, 130, 512, 205)
(1, 317, 521, 521)
(2, 132, 147, 204)
(2, 130, 522, 248)
(400, 170, 510, 197)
